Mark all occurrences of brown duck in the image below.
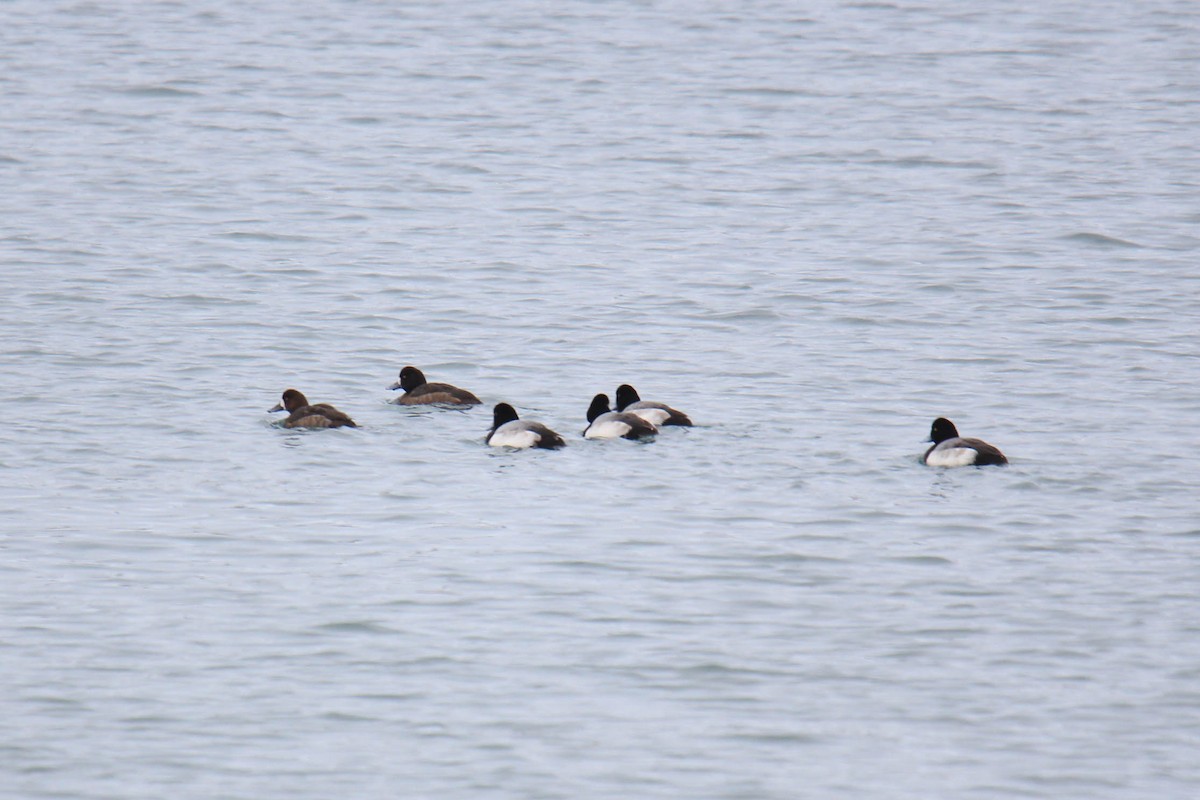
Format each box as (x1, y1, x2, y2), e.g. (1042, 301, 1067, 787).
(269, 389, 357, 429)
(388, 366, 481, 406)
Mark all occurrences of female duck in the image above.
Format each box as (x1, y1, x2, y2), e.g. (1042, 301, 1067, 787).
(487, 403, 565, 450)
(583, 393, 657, 440)
(614, 384, 692, 427)
(924, 417, 1007, 467)
(269, 389, 357, 429)
(388, 366, 481, 406)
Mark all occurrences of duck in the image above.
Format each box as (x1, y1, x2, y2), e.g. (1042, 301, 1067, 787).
(486, 403, 565, 450)
(924, 417, 1007, 467)
(388, 366, 481, 406)
(614, 384, 692, 426)
(269, 389, 357, 429)
(582, 393, 658, 440)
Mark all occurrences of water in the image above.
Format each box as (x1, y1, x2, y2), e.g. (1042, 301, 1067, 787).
(2, 1, 1199, 798)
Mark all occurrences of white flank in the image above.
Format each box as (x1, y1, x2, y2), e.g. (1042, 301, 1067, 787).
(488, 424, 540, 449)
(926, 446, 978, 467)
(629, 407, 670, 426)
(584, 417, 632, 439)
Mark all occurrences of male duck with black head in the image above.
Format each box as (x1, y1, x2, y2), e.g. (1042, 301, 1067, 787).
(388, 366, 481, 406)
(583, 393, 657, 440)
(924, 417, 1007, 467)
(269, 389, 357, 429)
(487, 403, 565, 450)
(614, 384, 692, 427)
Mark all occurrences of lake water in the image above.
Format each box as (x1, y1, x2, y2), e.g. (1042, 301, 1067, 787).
(2, 1, 1199, 798)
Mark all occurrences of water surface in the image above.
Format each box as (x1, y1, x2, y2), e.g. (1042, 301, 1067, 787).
(2, 1, 1199, 798)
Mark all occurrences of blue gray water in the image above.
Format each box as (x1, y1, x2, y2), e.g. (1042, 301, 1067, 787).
(3, 1, 1199, 798)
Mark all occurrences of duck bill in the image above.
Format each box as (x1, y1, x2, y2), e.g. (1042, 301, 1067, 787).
(269, 403, 284, 412)
(387, 381, 402, 391)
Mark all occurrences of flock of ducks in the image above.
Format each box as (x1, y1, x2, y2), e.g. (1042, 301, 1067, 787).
(269, 365, 1008, 467)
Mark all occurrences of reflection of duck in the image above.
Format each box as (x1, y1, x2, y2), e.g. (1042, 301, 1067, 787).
(582, 394, 657, 440)
(486, 403, 565, 450)
(388, 366, 481, 405)
(269, 389, 357, 429)
(614, 384, 692, 427)
(924, 418, 1007, 466)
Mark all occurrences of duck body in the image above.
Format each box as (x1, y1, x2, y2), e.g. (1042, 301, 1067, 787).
(486, 403, 565, 450)
(582, 393, 658, 440)
(388, 366, 481, 406)
(614, 384, 692, 427)
(269, 389, 357, 429)
(924, 417, 1007, 467)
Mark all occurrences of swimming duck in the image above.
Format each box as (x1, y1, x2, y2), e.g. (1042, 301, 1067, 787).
(388, 366, 481, 405)
(269, 389, 357, 429)
(583, 393, 657, 440)
(486, 403, 565, 450)
(924, 417, 1007, 467)
(614, 384, 692, 426)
